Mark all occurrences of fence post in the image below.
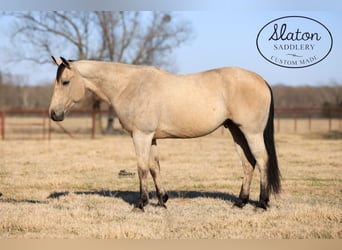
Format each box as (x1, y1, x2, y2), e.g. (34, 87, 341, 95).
(1, 110, 5, 140)
(308, 115, 311, 132)
(328, 115, 332, 132)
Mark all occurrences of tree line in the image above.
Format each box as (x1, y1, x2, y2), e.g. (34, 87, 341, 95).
(0, 72, 341, 110)
(272, 84, 342, 109)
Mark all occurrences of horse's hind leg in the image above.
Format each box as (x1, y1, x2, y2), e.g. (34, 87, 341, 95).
(243, 132, 270, 209)
(225, 120, 256, 208)
(234, 143, 255, 208)
(149, 139, 168, 207)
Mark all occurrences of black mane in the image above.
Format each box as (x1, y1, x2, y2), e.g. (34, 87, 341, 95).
(56, 64, 66, 82)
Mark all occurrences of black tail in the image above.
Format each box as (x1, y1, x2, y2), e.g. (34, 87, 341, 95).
(264, 83, 281, 195)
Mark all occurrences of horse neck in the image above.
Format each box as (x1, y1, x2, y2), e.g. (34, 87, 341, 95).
(75, 60, 129, 104)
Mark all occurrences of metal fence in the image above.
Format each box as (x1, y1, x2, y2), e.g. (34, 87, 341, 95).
(1, 108, 341, 140)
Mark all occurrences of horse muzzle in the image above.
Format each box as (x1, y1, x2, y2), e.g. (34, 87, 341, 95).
(50, 110, 65, 121)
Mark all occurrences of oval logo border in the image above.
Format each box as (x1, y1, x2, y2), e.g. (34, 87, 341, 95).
(256, 16, 333, 69)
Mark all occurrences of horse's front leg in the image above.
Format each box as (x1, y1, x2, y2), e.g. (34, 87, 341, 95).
(132, 131, 154, 211)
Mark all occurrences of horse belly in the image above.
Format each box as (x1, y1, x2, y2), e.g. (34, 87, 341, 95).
(156, 102, 227, 138)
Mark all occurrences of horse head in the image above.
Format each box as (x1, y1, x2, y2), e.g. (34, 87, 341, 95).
(49, 56, 86, 121)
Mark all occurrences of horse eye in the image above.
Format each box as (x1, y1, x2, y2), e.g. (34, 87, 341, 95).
(62, 80, 70, 86)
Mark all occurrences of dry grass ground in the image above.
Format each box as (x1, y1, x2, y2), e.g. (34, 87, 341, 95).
(0, 125, 341, 238)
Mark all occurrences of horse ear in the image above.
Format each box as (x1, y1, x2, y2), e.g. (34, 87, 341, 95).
(60, 57, 71, 69)
(51, 56, 62, 66)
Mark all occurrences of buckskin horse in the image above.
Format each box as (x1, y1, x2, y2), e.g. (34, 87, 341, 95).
(49, 57, 281, 211)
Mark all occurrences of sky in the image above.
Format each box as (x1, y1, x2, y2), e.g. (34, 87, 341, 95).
(173, 11, 341, 86)
(0, 0, 341, 86)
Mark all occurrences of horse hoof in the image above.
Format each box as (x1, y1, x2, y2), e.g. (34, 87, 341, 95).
(233, 199, 247, 209)
(162, 193, 169, 203)
(157, 193, 168, 208)
(132, 206, 144, 213)
(157, 199, 168, 209)
(158, 202, 167, 209)
(256, 201, 268, 210)
(134, 197, 148, 212)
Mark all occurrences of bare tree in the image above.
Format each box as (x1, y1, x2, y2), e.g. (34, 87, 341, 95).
(9, 11, 193, 133)
(10, 11, 192, 69)
(10, 11, 93, 62)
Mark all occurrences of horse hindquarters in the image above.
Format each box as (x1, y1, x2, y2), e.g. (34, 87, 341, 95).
(226, 84, 280, 209)
(246, 87, 280, 209)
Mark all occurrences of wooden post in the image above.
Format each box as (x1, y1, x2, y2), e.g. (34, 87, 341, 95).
(1, 110, 5, 140)
(328, 116, 332, 132)
(308, 115, 311, 132)
(294, 113, 297, 132)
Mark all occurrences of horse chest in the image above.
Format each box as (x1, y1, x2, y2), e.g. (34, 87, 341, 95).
(115, 109, 159, 135)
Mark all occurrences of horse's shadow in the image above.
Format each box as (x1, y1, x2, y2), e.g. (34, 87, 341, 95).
(47, 189, 259, 207)
(0, 190, 259, 207)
